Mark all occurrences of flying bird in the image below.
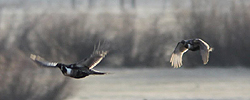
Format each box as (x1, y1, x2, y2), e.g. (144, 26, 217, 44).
(30, 44, 108, 79)
(170, 38, 213, 68)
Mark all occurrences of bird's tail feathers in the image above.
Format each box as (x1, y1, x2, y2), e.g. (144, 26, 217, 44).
(90, 69, 107, 75)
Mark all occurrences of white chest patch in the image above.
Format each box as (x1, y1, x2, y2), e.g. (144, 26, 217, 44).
(65, 67, 72, 75)
(187, 44, 191, 48)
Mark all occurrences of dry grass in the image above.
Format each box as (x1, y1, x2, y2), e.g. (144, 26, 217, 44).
(0, 0, 250, 99)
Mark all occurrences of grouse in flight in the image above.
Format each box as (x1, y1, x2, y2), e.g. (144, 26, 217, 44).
(30, 45, 108, 79)
(170, 38, 213, 68)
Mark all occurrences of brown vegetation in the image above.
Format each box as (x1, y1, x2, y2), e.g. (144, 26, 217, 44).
(0, 0, 250, 99)
(1, 1, 250, 67)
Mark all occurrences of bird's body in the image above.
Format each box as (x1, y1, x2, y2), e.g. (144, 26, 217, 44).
(55, 63, 105, 78)
(170, 38, 213, 68)
(30, 44, 108, 79)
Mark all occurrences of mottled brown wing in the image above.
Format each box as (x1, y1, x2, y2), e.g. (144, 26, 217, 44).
(30, 54, 58, 68)
(77, 50, 108, 69)
(170, 42, 188, 68)
(197, 39, 210, 65)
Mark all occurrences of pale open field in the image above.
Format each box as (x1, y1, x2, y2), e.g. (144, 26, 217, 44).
(67, 67, 250, 100)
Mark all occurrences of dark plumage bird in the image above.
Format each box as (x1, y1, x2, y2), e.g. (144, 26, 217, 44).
(30, 45, 108, 79)
(170, 38, 213, 68)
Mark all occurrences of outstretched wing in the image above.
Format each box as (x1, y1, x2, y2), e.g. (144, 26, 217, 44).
(76, 44, 108, 69)
(30, 54, 58, 68)
(197, 39, 211, 65)
(170, 42, 188, 68)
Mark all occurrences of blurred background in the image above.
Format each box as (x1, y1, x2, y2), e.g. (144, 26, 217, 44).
(0, 0, 250, 100)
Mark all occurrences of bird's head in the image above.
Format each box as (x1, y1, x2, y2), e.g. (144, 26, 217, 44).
(56, 63, 65, 70)
(56, 63, 62, 68)
(180, 40, 185, 44)
(181, 40, 189, 48)
(56, 63, 68, 74)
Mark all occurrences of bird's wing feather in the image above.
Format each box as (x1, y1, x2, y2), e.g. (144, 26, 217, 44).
(198, 39, 210, 64)
(30, 54, 58, 68)
(170, 42, 188, 68)
(76, 43, 108, 69)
